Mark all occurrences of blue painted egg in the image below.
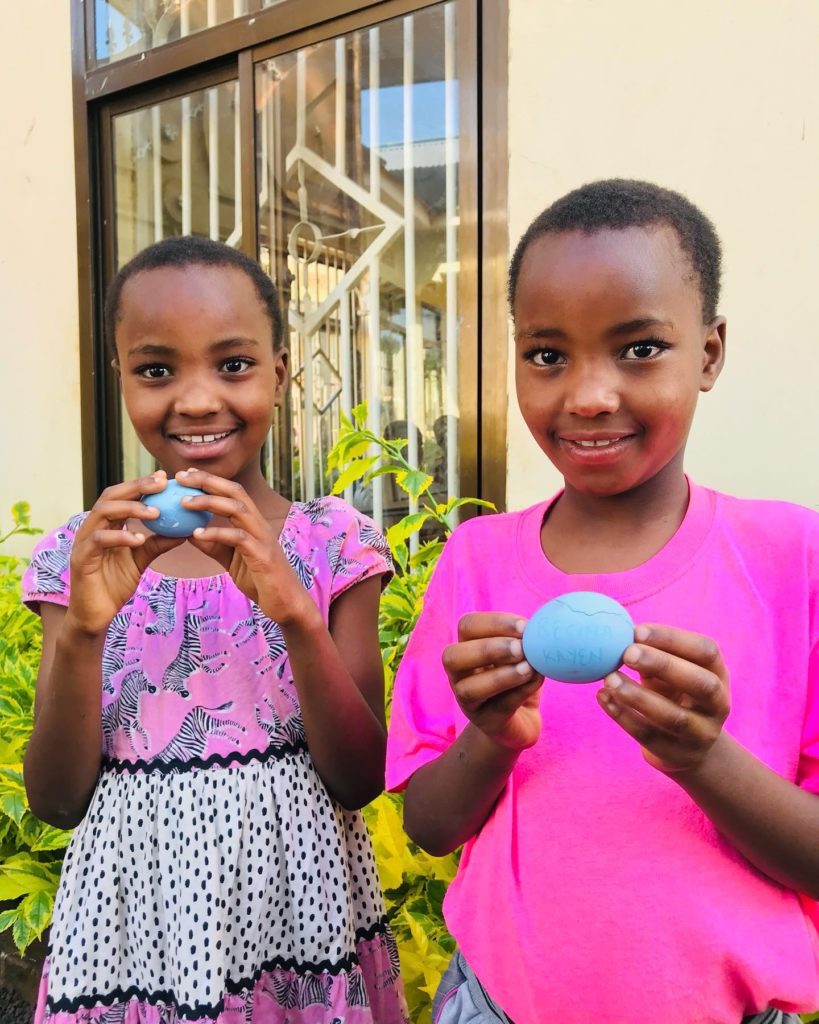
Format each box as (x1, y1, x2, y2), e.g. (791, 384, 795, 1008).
(141, 480, 213, 538)
(522, 591, 634, 683)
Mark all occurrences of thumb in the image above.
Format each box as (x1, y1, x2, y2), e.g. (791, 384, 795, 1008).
(133, 534, 185, 573)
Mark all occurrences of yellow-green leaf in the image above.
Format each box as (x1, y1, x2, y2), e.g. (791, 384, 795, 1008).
(330, 456, 380, 495)
(386, 514, 430, 552)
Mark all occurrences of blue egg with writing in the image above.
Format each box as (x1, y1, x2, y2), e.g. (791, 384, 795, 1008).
(141, 480, 213, 538)
(522, 591, 634, 683)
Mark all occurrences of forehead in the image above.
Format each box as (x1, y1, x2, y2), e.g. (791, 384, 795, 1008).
(514, 225, 701, 323)
(117, 264, 266, 335)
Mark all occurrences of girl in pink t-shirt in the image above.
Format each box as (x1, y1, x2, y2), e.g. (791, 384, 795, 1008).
(386, 180, 819, 1024)
(23, 236, 408, 1023)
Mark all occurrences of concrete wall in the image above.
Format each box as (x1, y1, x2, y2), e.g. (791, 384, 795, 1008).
(2, 0, 817, 564)
(0, 2, 83, 556)
(506, 0, 819, 512)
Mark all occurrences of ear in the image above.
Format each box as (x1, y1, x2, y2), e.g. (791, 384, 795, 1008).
(273, 348, 290, 406)
(699, 316, 726, 393)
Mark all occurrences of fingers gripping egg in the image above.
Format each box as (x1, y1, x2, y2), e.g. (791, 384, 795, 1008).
(522, 591, 634, 683)
(141, 480, 213, 538)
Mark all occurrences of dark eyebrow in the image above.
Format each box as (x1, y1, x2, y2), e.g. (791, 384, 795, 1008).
(517, 327, 567, 342)
(126, 337, 261, 359)
(606, 318, 673, 338)
(518, 318, 673, 344)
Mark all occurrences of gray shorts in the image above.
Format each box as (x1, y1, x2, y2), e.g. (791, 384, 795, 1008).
(431, 951, 805, 1024)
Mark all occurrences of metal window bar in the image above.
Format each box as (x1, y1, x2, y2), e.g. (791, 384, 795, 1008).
(444, 2, 459, 506)
(368, 26, 383, 526)
(403, 15, 419, 548)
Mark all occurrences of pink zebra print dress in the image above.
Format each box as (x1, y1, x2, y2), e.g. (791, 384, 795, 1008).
(22, 497, 408, 1024)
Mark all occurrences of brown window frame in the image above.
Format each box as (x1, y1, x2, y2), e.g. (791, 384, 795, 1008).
(71, 0, 508, 511)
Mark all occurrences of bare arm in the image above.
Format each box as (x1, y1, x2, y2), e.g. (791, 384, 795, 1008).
(181, 470, 388, 810)
(282, 575, 389, 809)
(599, 624, 819, 898)
(402, 612, 543, 856)
(677, 734, 819, 898)
(24, 605, 105, 828)
(23, 472, 179, 828)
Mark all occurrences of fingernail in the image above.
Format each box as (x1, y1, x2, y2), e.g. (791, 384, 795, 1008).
(193, 527, 205, 536)
(634, 625, 650, 642)
(516, 660, 532, 676)
(604, 672, 622, 689)
(509, 638, 522, 658)
(623, 645, 641, 666)
(600, 693, 620, 718)
(514, 619, 526, 635)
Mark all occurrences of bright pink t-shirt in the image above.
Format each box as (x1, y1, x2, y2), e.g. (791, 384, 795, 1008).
(386, 482, 819, 1024)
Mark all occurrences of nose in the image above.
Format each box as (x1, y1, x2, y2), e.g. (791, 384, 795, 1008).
(563, 360, 620, 418)
(172, 376, 224, 418)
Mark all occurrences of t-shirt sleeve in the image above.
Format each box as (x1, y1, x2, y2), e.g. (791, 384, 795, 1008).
(385, 532, 466, 791)
(20, 513, 87, 613)
(326, 502, 394, 602)
(796, 638, 819, 795)
(796, 519, 819, 795)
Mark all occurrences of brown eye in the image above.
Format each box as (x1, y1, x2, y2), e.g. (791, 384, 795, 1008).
(137, 364, 171, 379)
(622, 340, 668, 360)
(530, 349, 564, 367)
(222, 357, 252, 374)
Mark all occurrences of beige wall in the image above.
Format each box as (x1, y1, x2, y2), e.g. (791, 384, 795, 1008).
(2, 1, 817, 562)
(506, 0, 819, 512)
(0, 3, 83, 557)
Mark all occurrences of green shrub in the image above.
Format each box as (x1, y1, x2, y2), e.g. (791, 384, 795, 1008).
(327, 404, 493, 1022)
(0, 503, 70, 953)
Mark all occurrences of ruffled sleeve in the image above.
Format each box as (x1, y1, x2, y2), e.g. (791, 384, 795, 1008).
(20, 512, 87, 613)
(322, 498, 393, 602)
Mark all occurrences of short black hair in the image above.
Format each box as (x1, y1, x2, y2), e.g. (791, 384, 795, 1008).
(104, 235, 285, 354)
(508, 179, 722, 323)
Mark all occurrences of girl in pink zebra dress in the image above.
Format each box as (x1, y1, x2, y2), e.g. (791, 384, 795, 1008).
(22, 236, 408, 1024)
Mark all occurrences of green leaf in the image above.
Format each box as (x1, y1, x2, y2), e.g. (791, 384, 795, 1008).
(11, 502, 32, 527)
(351, 402, 368, 428)
(395, 469, 434, 500)
(0, 790, 27, 827)
(0, 875, 46, 900)
(30, 824, 73, 852)
(19, 888, 54, 942)
(0, 907, 19, 934)
(386, 514, 430, 552)
(330, 456, 381, 495)
(12, 912, 35, 955)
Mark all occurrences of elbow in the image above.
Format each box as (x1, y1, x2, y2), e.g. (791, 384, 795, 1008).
(334, 771, 386, 812)
(403, 799, 459, 858)
(25, 793, 84, 831)
(24, 772, 86, 831)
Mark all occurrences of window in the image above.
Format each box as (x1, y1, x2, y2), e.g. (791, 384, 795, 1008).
(73, 0, 507, 519)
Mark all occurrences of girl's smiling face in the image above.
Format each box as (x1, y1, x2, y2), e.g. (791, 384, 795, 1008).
(513, 225, 725, 501)
(115, 263, 288, 487)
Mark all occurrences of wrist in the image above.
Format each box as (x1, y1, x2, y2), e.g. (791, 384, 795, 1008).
(668, 732, 734, 791)
(270, 595, 324, 633)
(466, 724, 523, 772)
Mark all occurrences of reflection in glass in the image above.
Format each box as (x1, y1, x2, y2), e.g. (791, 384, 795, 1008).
(112, 80, 241, 479)
(256, 3, 461, 532)
(95, 0, 250, 65)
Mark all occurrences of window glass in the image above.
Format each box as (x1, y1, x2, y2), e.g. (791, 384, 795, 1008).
(112, 80, 241, 479)
(95, 0, 251, 65)
(256, 2, 461, 527)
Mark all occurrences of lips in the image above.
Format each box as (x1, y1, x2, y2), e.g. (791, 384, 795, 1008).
(557, 432, 637, 464)
(167, 427, 239, 459)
